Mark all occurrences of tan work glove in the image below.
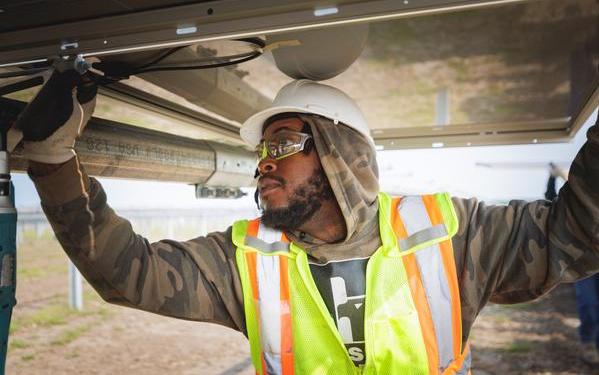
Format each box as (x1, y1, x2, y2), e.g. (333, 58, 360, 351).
(21, 94, 95, 164)
(16, 70, 97, 164)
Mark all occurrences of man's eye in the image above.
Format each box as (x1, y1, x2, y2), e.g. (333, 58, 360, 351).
(268, 144, 280, 157)
(280, 143, 294, 153)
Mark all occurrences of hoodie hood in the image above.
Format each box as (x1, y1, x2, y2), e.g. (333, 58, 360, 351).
(285, 115, 382, 263)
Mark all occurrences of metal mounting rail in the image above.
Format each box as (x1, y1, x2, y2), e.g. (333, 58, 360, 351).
(0, 0, 529, 67)
(99, 81, 242, 141)
(2, 98, 255, 186)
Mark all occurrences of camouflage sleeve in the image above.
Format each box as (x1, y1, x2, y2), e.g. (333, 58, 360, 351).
(452, 115, 599, 341)
(29, 158, 246, 333)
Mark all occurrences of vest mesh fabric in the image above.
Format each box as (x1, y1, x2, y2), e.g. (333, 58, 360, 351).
(233, 192, 471, 375)
(288, 249, 358, 374)
(364, 248, 430, 374)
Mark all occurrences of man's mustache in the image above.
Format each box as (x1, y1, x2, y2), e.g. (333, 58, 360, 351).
(259, 174, 287, 186)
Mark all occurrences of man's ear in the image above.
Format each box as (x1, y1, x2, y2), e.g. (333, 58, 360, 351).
(254, 187, 261, 210)
(303, 138, 314, 154)
(300, 119, 314, 155)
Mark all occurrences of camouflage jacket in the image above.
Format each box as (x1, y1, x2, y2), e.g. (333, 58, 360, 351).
(30, 118, 599, 345)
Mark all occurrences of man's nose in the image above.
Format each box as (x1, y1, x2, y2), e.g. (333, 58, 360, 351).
(258, 157, 277, 175)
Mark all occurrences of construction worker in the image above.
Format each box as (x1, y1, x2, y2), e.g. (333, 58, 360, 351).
(22, 74, 599, 374)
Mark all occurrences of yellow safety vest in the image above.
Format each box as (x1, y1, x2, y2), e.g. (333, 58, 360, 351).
(232, 192, 471, 374)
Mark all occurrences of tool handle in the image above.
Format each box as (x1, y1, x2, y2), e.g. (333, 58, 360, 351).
(0, 181, 16, 375)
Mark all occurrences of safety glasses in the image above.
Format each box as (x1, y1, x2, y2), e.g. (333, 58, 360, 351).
(256, 129, 313, 161)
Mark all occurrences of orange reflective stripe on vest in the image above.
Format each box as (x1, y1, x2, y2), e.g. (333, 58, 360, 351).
(239, 193, 471, 374)
(442, 344, 471, 375)
(391, 195, 469, 373)
(422, 195, 463, 361)
(246, 221, 294, 375)
(390, 199, 440, 372)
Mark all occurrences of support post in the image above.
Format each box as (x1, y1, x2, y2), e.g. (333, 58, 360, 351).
(436, 88, 450, 126)
(68, 261, 83, 311)
(0, 118, 17, 375)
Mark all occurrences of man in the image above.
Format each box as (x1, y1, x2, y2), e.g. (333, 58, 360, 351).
(24, 73, 599, 374)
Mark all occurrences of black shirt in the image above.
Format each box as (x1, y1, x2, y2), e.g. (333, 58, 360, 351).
(309, 257, 369, 366)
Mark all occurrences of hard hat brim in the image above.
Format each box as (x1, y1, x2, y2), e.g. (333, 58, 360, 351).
(240, 105, 316, 147)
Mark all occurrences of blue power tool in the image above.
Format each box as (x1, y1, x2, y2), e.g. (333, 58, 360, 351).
(0, 121, 17, 375)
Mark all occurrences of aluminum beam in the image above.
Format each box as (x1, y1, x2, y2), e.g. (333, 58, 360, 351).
(375, 129, 571, 150)
(141, 67, 270, 124)
(99, 81, 243, 140)
(372, 118, 572, 149)
(3, 99, 256, 186)
(127, 47, 271, 123)
(0, 0, 530, 67)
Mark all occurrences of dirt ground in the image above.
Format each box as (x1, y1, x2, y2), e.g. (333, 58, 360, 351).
(5, 232, 598, 375)
(471, 285, 598, 375)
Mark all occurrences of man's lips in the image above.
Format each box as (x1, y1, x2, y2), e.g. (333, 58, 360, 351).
(258, 176, 285, 196)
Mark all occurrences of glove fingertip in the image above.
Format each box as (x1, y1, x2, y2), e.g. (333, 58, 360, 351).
(76, 76, 98, 105)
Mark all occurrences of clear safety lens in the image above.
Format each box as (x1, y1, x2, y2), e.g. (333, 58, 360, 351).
(256, 130, 311, 161)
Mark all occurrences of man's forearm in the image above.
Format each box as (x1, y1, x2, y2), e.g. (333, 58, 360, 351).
(28, 157, 246, 330)
(29, 160, 69, 177)
(28, 157, 90, 207)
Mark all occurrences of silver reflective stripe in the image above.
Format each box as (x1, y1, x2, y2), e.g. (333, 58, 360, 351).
(245, 222, 289, 253)
(248, 221, 287, 374)
(256, 254, 282, 357)
(245, 236, 289, 253)
(263, 352, 283, 375)
(258, 222, 283, 243)
(399, 196, 455, 370)
(398, 224, 448, 252)
(456, 349, 472, 375)
(415, 245, 454, 370)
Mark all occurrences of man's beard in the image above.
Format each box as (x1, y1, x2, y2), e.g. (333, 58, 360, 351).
(261, 168, 335, 231)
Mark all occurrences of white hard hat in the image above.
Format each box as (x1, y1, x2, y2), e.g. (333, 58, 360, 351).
(241, 79, 373, 147)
